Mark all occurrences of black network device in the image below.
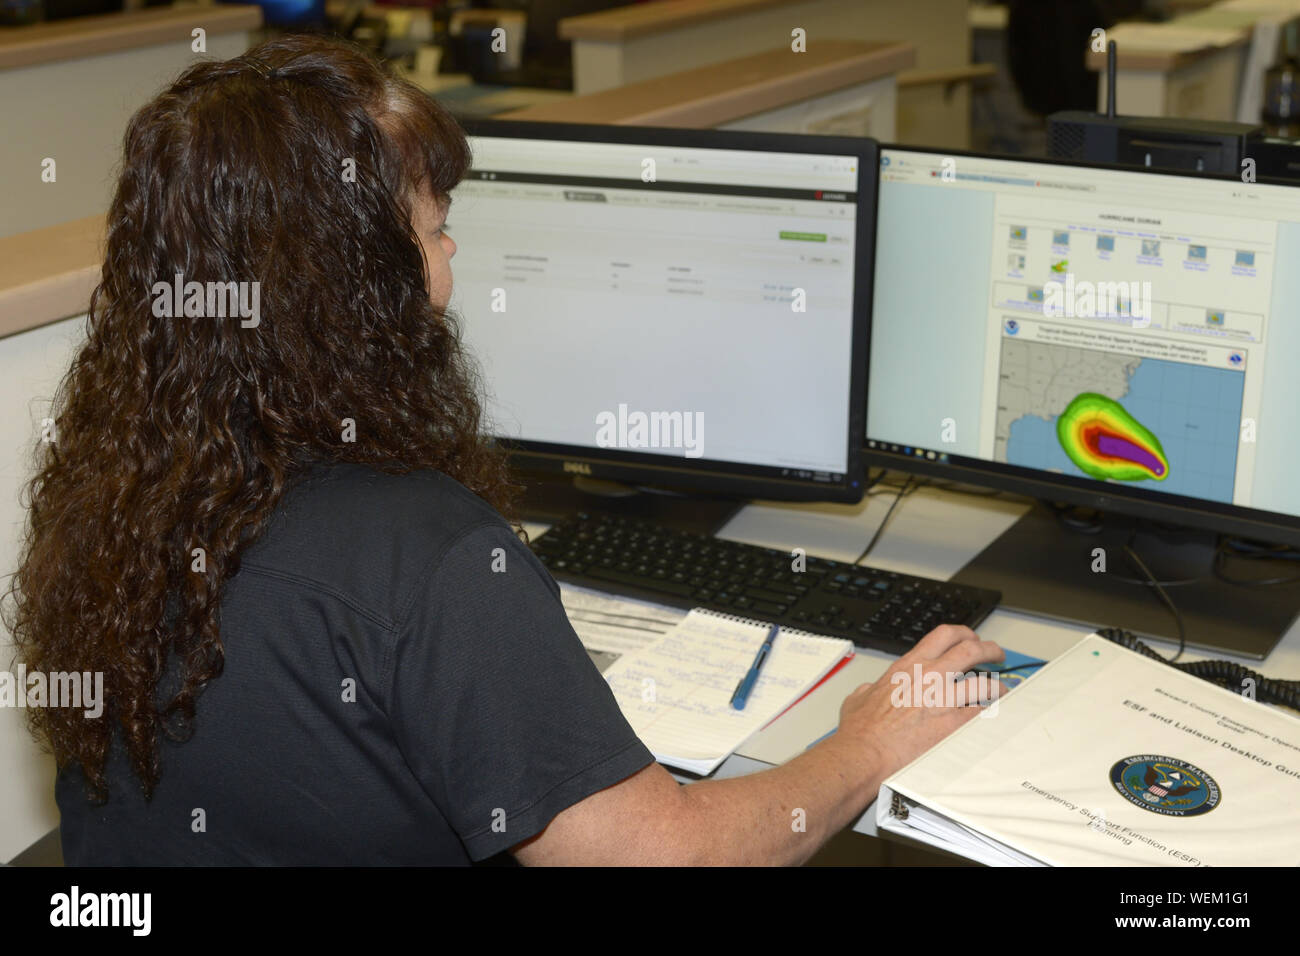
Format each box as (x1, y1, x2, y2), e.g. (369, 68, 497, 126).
(1046, 38, 1262, 174)
(1047, 111, 1263, 174)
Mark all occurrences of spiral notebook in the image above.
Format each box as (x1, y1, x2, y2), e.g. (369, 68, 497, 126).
(602, 608, 856, 775)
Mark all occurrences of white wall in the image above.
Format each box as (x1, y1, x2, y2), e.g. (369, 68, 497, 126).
(0, 32, 252, 240)
(0, 315, 88, 862)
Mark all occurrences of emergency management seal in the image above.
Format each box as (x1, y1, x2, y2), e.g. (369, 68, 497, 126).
(1110, 755, 1220, 817)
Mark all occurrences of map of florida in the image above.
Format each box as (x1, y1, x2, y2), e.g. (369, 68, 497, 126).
(1056, 392, 1170, 482)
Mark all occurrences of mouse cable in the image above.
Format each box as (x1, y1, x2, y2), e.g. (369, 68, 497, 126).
(864, 467, 888, 493)
(1121, 532, 1188, 662)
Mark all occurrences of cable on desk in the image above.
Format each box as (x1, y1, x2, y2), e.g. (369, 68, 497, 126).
(866, 470, 910, 490)
(864, 467, 889, 493)
(1105, 536, 1300, 710)
(854, 474, 915, 565)
(854, 471, 1007, 563)
(868, 483, 1300, 707)
(1120, 530, 1187, 663)
(1045, 501, 1204, 588)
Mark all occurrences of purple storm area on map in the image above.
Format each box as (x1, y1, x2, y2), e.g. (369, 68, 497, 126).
(1096, 434, 1165, 477)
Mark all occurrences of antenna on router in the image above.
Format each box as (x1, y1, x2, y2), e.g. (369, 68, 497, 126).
(1106, 39, 1117, 119)
(1046, 35, 1260, 174)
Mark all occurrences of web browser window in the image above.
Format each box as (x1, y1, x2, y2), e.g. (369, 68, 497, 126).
(450, 136, 861, 479)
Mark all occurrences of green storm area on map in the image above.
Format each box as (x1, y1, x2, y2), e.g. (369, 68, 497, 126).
(1056, 392, 1170, 482)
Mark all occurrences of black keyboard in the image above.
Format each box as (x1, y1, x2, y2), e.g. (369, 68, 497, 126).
(531, 512, 1001, 655)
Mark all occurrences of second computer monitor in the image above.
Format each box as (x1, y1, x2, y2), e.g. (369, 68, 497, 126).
(868, 146, 1300, 547)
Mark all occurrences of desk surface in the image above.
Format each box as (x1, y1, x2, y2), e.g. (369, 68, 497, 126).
(527, 478, 1300, 837)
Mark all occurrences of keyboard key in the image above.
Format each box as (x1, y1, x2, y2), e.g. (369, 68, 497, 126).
(859, 622, 897, 641)
(586, 566, 694, 597)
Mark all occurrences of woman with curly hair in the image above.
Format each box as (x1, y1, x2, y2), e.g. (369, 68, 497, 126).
(8, 33, 1002, 865)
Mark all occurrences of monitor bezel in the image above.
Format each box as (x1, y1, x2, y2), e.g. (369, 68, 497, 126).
(456, 118, 875, 504)
(866, 142, 1300, 547)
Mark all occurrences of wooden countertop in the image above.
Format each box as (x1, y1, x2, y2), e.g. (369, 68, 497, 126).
(1084, 42, 1246, 73)
(559, 0, 795, 43)
(0, 215, 103, 339)
(0, 39, 909, 338)
(500, 39, 914, 127)
(1084, 20, 1250, 73)
(0, 3, 262, 72)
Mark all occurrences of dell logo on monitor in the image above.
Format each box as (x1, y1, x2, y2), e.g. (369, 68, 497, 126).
(563, 461, 593, 475)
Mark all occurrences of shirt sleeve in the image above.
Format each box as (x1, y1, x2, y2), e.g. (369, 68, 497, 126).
(387, 520, 655, 861)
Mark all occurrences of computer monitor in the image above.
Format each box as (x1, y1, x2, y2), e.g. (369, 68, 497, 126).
(866, 146, 1300, 657)
(449, 120, 874, 523)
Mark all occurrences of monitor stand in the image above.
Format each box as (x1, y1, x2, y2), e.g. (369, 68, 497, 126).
(950, 501, 1300, 660)
(514, 470, 744, 537)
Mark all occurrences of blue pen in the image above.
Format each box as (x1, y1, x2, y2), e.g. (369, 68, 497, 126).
(731, 622, 780, 710)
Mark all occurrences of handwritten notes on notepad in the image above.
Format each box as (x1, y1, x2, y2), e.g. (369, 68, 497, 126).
(602, 608, 854, 775)
(559, 582, 687, 656)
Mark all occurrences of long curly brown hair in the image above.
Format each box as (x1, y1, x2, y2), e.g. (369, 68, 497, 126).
(5, 34, 519, 802)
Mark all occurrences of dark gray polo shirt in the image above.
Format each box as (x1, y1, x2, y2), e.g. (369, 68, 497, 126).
(56, 463, 654, 864)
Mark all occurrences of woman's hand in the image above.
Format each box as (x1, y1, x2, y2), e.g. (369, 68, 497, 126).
(837, 625, 1010, 778)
